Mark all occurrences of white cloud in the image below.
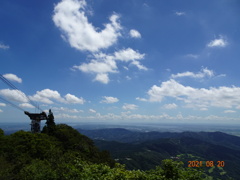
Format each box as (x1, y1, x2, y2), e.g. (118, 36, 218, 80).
(75, 58, 117, 74)
(171, 67, 214, 79)
(0, 103, 6, 107)
(73, 48, 146, 83)
(65, 93, 85, 104)
(131, 60, 148, 71)
(145, 79, 240, 109)
(3, 73, 22, 83)
(114, 48, 145, 62)
(54, 111, 240, 124)
(163, 103, 178, 109)
(175, 11, 186, 16)
(0, 109, 3, 113)
(56, 0, 147, 84)
(89, 109, 96, 113)
(94, 73, 110, 84)
(101, 96, 119, 104)
(30, 89, 84, 104)
(30, 89, 64, 104)
(200, 107, 208, 111)
(224, 110, 236, 113)
(136, 97, 147, 102)
(55, 113, 78, 119)
(52, 107, 83, 113)
(19, 103, 35, 109)
(126, 76, 131, 80)
(53, 0, 121, 52)
(124, 66, 129, 70)
(129, 29, 141, 38)
(0, 89, 28, 103)
(0, 43, 9, 50)
(185, 54, 199, 59)
(122, 103, 138, 110)
(207, 36, 228, 48)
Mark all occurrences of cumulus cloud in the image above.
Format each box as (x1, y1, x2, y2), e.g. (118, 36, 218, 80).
(101, 96, 119, 104)
(0, 43, 9, 50)
(30, 89, 64, 104)
(207, 36, 228, 48)
(74, 58, 117, 74)
(114, 48, 145, 62)
(0, 89, 28, 103)
(122, 103, 138, 110)
(30, 89, 85, 104)
(163, 103, 178, 109)
(129, 29, 141, 38)
(145, 79, 240, 109)
(171, 67, 214, 79)
(3, 73, 22, 83)
(65, 93, 85, 104)
(19, 103, 35, 109)
(53, 0, 121, 52)
(73, 48, 147, 83)
(94, 73, 110, 84)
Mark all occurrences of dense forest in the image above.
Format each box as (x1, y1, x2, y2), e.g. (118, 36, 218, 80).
(0, 123, 218, 180)
(80, 128, 240, 179)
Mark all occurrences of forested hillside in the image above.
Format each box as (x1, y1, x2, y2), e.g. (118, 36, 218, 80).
(80, 128, 240, 179)
(0, 124, 214, 180)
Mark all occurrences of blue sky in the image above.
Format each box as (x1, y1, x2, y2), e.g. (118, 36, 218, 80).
(1, 0, 240, 124)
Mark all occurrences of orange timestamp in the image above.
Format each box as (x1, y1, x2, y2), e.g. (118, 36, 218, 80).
(188, 161, 225, 167)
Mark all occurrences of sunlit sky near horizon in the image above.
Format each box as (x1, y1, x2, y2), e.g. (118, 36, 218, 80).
(1, 0, 240, 124)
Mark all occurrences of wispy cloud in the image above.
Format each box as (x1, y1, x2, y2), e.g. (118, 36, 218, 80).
(175, 11, 186, 16)
(171, 67, 214, 79)
(224, 110, 236, 113)
(101, 96, 119, 104)
(52, 107, 83, 113)
(89, 108, 96, 113)
(185, 54, 199, 59)
(0, 103, 6, 107)
(0, 43, 10, 50)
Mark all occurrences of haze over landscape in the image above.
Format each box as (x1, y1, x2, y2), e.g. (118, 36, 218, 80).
(1, 0, 240, 126)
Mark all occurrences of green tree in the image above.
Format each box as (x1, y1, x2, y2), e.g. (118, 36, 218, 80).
(42, 109, 56, 135)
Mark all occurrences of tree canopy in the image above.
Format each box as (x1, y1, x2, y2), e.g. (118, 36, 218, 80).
(0, 125, 215, 180)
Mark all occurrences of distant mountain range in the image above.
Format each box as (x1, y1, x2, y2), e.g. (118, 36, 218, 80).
(78, 128, 240, 179)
